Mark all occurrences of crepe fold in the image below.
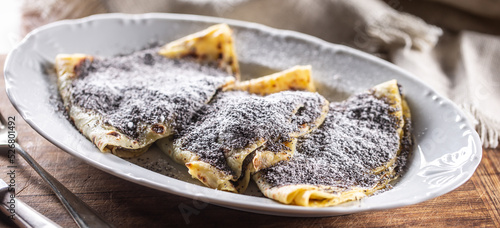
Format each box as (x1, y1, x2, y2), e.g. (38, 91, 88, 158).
(55, 24, 239, 158)
(157, 90, 329, 192)
(252, 80, 413, 207)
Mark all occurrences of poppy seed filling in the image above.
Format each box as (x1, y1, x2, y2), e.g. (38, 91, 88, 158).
(177, 90, 327, 173)
(70, 47, 232, 139)
(259, 92, 411, 189)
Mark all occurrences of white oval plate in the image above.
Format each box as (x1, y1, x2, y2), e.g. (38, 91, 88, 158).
(4, 13, 482, 217)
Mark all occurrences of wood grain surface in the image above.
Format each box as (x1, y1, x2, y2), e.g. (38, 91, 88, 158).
(0, 54, 499, 227)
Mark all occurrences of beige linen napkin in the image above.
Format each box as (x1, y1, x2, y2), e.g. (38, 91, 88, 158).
(20, 0, 500, 148)
(392, 31, 500, 148)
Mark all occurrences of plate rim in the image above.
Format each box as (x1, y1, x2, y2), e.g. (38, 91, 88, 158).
(3, 13, 483, 217)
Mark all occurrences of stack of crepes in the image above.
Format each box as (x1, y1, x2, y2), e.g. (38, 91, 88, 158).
(55, 24, 412, 207)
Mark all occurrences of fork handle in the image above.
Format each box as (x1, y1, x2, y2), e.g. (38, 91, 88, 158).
(15, 144, 114, 228)
(1, 194, 61, 228)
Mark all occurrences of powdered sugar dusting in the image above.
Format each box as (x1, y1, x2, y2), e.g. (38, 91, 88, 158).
(259, 92, 410, 189)
(70, 46, 233, 139)
(177, 90, 327, 173)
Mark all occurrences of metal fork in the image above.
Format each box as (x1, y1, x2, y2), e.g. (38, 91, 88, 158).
(0, 111, 113, 228)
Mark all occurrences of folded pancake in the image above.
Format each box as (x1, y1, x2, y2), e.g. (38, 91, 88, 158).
(159, 23, 240, 80)
(157, 90, 329, 192)
(226, 65, 322, 173)
(55, 24, 241, 158)
(56, 51, 237, 158)
(253, 80, 413, 207)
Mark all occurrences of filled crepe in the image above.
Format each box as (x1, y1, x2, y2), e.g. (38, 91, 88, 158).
(55, 24, 239, 158)
(252, 80, 413, 207)
(157, 90, 329, 192)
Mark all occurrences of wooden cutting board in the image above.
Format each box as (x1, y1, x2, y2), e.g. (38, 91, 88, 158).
(0, 55, 498, 227)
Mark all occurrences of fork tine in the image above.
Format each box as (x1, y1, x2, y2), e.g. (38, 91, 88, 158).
(0, 111, 6, 128)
